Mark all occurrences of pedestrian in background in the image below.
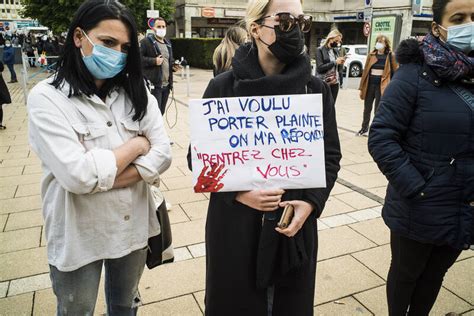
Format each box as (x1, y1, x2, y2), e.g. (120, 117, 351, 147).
(3, 40, 17, 83)
(188, 0, 341, 313)
(315, 29, 346, 103)
(140, 17, 178, 115)
(27, 1, 172, 314)
(0, 60, 12, 130)
(368, 0, 473, 314)
(212, 25, 248, 76)
(357, 34, 397, 136)
(22, 36, 36, 67)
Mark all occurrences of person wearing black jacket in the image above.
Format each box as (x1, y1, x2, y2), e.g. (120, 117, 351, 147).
(315, 29, 346, 104)
(0, 61, 11, 129)
(368, 0, 473, 314)
(140, 17, 175, 115)
(187, 0, 341, 314)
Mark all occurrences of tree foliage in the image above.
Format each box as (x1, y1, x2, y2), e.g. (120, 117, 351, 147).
(20, 0, 175, 34)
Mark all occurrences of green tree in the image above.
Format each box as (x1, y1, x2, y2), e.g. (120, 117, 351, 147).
(20, 0, 175, 34)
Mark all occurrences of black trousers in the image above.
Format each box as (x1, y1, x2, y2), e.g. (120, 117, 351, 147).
(361, 81, 381, 130)
(329, 83, 339, 104)
(151, 85, 170, 115)
(387, 232, 462, 316)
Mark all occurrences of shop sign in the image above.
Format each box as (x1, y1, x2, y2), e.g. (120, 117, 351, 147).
(225, 9, 246, 17)
(202, 7, 215, 18)
(207, 18, 239, 25)
(368, 15, 402, 50)
(363, 22, 371, 37)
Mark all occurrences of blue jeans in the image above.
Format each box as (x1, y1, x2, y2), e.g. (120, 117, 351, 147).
(6, 63, 16, 81)
(50, 247, 147, 316)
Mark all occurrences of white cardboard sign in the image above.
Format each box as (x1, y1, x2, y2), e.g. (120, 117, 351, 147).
(189, 94, 326, 192)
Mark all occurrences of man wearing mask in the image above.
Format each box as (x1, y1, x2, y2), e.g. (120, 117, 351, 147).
(3, 40, 17, 83)
(140, 17, 176, 115)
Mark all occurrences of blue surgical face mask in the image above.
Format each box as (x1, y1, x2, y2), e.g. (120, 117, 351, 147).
(440, 22, 474, 53)
(81, 30, 127, 80)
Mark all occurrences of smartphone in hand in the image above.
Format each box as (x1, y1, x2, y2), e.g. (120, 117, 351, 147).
(277, 204, 295, 229)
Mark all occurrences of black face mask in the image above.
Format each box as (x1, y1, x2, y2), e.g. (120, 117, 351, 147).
(260, 26, 305, 64)
(330, 42, 338, 48)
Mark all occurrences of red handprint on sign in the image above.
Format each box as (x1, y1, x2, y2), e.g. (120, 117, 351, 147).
(194, 163, 228, 193)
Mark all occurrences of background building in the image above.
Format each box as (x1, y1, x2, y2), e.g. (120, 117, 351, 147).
(0, 0, 38, 32)
(170, 0, 434, 58)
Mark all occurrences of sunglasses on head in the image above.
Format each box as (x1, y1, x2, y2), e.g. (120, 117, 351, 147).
(259, 12, 313, 33)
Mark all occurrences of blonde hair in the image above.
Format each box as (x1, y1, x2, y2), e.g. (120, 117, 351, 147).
(320, 29, 342, 47)
(212, 25, 248, 73)
(245, 0, 272, 35)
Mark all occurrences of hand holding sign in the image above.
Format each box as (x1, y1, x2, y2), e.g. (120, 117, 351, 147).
(236, 189, 285, 211)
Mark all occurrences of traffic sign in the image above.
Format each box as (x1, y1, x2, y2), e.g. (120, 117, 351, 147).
(412, 0, 423, 14)
(147, 18, 156, 29)
(147, 10, 159, 18)
(363, 22, 371, 37)
(364, 7, 373, 22)
(357, 11, 364, 21)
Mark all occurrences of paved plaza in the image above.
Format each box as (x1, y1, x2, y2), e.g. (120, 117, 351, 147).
(0, 65, 473, 315)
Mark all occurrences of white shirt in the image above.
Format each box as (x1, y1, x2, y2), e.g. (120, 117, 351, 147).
(28, 79, 172, 272)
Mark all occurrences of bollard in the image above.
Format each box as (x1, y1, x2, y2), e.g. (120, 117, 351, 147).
(21, 53, 29, 105)
(343, 61, 350, 90)
(186, 65, 190, 97)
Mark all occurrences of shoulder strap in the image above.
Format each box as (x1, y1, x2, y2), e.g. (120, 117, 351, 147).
(449, 84, 474, 110)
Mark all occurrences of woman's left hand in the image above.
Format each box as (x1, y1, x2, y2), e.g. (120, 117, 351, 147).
(275, 200, 314, 237)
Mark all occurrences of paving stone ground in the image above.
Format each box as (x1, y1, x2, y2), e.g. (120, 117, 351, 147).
(0, 65, 473, 315)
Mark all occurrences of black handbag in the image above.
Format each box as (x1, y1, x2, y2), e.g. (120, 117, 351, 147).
(146, 200, 174, 269)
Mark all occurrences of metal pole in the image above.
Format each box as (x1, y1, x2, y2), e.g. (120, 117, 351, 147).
(150, 0, 154, 10)
(186, 65, 190, 97)
(21, 53, 29, 105)
(344, 60, 350, 89)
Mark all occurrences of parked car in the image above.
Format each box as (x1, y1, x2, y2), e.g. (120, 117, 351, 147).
(342, 45, 368, 77)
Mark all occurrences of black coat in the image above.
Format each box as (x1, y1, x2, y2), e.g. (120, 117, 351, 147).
(188, 44, 341, 315)
(0, 62, 11, 105)
(315, 46, 342, 77)
(368, 39, 474, 250)
(139, 35, 174, 90)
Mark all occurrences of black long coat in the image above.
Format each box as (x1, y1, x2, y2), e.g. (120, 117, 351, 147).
(0, 62, 11, 105)
(188, 44, 341, 315)
(368, 39, 474, 250)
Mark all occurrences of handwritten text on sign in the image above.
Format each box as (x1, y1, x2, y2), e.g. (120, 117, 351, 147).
(189, 94, 326, 192)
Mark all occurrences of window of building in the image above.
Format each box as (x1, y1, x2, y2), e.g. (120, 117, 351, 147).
(192, 27, 226, 38)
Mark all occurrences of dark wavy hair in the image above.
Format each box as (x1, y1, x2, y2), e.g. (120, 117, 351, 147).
(432, 0, 451, 24)
(51, 0, 147, 121)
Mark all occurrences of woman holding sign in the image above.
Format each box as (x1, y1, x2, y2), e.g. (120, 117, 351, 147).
(188, 0, 341, 314)
(368, 0, 473, 314)
(27, 1, 171, 314)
